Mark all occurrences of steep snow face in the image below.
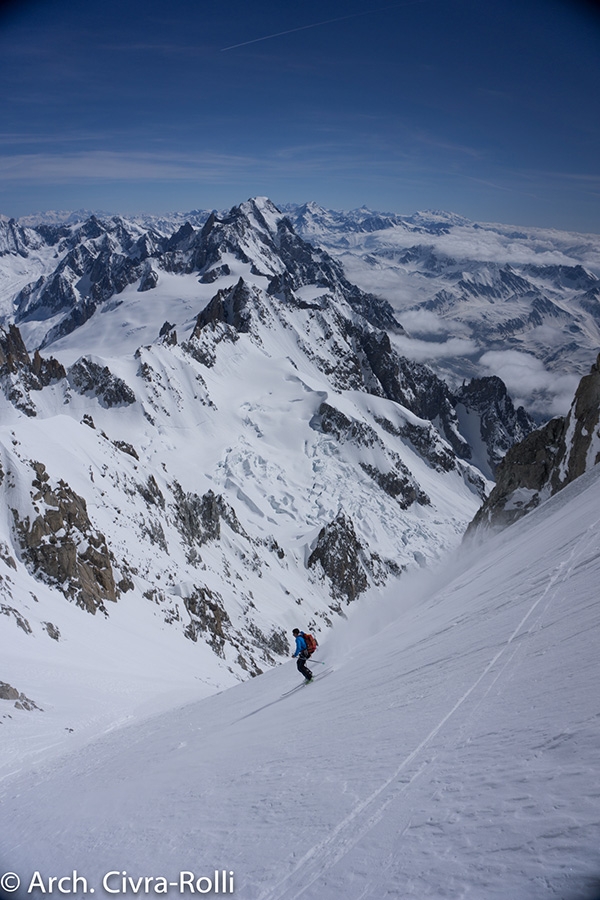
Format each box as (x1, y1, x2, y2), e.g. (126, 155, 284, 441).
(2, 457, 599, 900)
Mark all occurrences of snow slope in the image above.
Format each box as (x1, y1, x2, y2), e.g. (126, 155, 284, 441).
(2, 462, 599, 900)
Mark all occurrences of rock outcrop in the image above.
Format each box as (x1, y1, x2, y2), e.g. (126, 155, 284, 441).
(455, 375, 535, 477)
(466, 353, 600, 534)
(0, 324, 66, 415)
(68, 357, 136, 407)
(0, 680, 42, 711)
(307, 512, 369, 603)
(12, 462, 119, 614)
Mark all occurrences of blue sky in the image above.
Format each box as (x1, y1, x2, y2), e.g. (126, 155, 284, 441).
(1, 0, 599, 230)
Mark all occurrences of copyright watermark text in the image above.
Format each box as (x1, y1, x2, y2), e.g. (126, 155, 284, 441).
(1, 870, 235, 895)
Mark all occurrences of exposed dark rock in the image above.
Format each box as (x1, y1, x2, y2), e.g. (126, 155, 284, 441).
(312, 402, 375, 446)
(158, 321, 177, 344)
(40, 297, 98, 349)
(0, 323, 31, 371)
(0, 540, 17, 569)
(140, 517, 168, 552)
(183, 282, 260, 366)
(137, 474, 165, 509)
(0, 680, 42, 710)
(307, 512, 369, 602)
(466, 353, 600, 535)
(118, 575, 135, 593)
(172, 485, 245, 551)
(68, 357, 135, 407)
(0, 218, 44, 257)
(246, 622, 289, 662)
(311, 402, 430, 507)
(15, 217, 166, 347)
(200, 263, 231, 283)
(31, 349, 67, 386)
(191, 278, 263, 336)
(12, 461, 119, 614)
(579, 287, 600, 320)
(43, 621, 61, 640)
(359, 462, 430, 507)
(1, 603, 32, 633)
(521, 263, 598, 291)
(455, 376, 535, 476)
(374, 414, 456, 473)
(111, 438, 139, 459)
(353, 329, 470, 458)
(0, 324, 66, 415)
(183, 585, 230, 655)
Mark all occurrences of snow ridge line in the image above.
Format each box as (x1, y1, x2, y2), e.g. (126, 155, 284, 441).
(257, 524, 598, 900)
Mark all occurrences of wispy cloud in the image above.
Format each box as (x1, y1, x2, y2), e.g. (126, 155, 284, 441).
(410, 130, 483, 160)
(0, 142, 447, 185)
(0, 150, 266, 183)
(0, 131, 121, 147)
(221, 2, 427, 52)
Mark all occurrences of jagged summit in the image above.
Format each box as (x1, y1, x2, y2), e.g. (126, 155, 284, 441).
(8, 197, 404, 352)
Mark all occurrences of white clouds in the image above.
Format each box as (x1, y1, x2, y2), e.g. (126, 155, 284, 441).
(479, 350, 580, 417)
(399, 308, 470, 336)
(392, 333, 478, 363)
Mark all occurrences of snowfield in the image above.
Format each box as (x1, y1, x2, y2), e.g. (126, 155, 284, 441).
(2, 462, 599, 900)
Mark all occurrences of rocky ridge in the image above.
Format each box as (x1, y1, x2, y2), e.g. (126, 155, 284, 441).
(466, 353, 600, 534)
(282, 202, 600, 415)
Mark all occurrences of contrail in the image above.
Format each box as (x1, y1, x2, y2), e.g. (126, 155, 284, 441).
(221, 1, 426, 52)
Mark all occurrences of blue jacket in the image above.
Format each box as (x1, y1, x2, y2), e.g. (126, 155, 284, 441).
(293, 634, 307, 657)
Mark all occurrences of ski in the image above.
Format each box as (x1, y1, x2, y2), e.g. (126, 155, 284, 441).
(281, 667, 334, 697)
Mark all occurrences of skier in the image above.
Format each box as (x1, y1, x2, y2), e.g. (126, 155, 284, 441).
(292, 628, 313, 683)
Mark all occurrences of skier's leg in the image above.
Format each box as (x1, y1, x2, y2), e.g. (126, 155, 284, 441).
(297, 653, 312, 680)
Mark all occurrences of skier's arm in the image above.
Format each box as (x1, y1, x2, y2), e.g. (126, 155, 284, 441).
(292, 635, 305, 657)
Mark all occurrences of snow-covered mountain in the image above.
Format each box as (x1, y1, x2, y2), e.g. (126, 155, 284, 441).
(283, 202, 600, 419)
(0, 197, 540, 747)
(0, 196, 599, 899)
(10, 199, 600, 421)
(2, 443, 599, 900)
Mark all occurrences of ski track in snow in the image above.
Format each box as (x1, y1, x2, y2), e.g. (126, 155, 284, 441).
(232, 671, 334, 721)
(1, 469, 600, 900)
(257, 518, 600, 900)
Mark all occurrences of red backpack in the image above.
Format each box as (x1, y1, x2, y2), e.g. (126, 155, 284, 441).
(303, 632, 318, 655)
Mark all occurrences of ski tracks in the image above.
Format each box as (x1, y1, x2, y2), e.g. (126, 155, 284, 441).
(257, 519, 600, 900)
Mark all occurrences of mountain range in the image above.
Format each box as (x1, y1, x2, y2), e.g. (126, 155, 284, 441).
(0, 196, 598, 721)
(1, 196, 599, 899)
